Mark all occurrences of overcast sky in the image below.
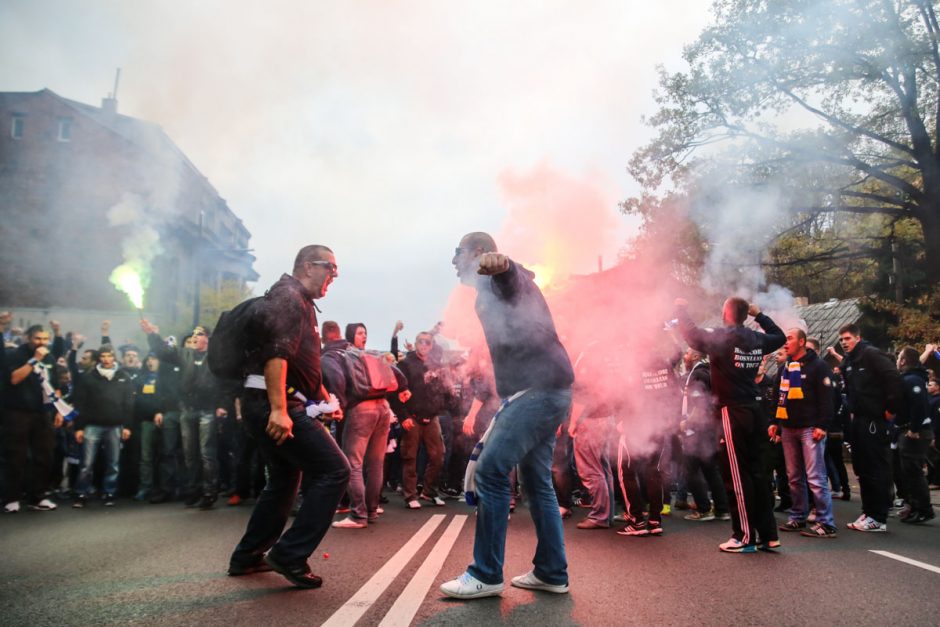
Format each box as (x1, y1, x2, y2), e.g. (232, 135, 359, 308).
(0, 1, 713, 346)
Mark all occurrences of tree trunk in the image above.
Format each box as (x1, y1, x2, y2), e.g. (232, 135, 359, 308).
(921, 208, 940, 289)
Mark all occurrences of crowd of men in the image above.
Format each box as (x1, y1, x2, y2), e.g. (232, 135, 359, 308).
(2, 267, 939, 580)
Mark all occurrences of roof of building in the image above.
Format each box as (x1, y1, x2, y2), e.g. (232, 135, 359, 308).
(794, 297, 862, 352)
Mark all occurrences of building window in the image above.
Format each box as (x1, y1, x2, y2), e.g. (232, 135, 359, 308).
(57, 118, 72, 142)
(11, 114, 24, 139)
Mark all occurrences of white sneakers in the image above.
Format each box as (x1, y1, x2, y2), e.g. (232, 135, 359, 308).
(511, 571, 569, 594)
(440, 572, 504, 599)
(406, 499, 422, 509)
(3, 499, 56, 513)
(331, 516, 367, 529)
(847, 515, 887, 532)
(440, 571, 569, 599)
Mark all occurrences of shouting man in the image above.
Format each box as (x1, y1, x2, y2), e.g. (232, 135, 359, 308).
(441, 232, 574, 599)
(228, 245, 349, 589)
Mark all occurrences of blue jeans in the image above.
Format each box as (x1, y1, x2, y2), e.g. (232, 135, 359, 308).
(468, 388, 572, 586)
(181, 408, 219, 496)
(781, 427, 834, 526)
(75, 425, 122, 496)
(342, 399, 391, 520)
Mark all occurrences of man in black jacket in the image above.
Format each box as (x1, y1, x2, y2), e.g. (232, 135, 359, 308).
(838, 323, 902, 532)
(895, 346, 935, 524)
(397, 331, 449, 509)
(228, 244, 349, 589)
(676, 297, 785, 553)
(2, 325, 64, 513)
(143, 322, 227, 509)
(769, 328, 837, 538)
(71, 345, 134, 507)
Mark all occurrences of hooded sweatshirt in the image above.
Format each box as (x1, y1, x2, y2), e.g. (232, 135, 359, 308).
(897, 366, 930, 432)
(676, 306, 785, 407)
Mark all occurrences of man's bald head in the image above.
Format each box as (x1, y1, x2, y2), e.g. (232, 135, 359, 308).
(459, 232, 498, 254)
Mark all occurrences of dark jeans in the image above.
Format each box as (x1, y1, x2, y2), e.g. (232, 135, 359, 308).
(719, 404, 777, 545)
(138, 421, 159, 493)
(617, 435, 664, 523)
(181, 408, 219, 497)
(898, 430, 933, 515)
(158, 410, 182, 495)
(2, 409, 54, 504)
(400, 417, 444, 501)
(765, 440, 791, 506)
(825, 434, 849, 493)
(552, 428, 575, 509)
(685, 447, 729, 515)
(850, 415, 891, 523)
(234, 421, 265, 498)
(231, 392, 350, 568)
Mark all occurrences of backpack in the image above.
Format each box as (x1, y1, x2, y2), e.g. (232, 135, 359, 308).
(207, 296, 263, 381)
(339, 348, 399, 401)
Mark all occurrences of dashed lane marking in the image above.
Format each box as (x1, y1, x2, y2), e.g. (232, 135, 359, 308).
(870, 550, 940, 575)
(321, 514, 446, 627)
(378, 515, 468, 627)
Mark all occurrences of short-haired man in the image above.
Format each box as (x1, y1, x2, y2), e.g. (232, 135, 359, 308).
(2, 325, 63, 512)
(838, 323, 902, 532)
(441, 232, 574, 599)
(397, 331, 449, 508)
(675, 297, 785, 553)
(228, 245, 350, 588)
(143, 322, 227, 509)
(895, 347, 935, 524)
(769, 328, 837, 538)
(71, 345, 134, 507)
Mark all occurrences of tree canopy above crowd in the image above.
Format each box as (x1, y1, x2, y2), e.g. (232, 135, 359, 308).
(629, 0, 940, 292)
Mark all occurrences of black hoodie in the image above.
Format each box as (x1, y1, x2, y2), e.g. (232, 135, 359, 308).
(897, 366, 930, 431)
(842, 340, 902, 421)
(676, 307, 785, 407)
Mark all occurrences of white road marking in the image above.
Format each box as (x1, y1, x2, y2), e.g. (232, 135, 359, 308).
(870, 550, 940, 575)
(321, 514, 446, 627)
(378, 515, 468, 627)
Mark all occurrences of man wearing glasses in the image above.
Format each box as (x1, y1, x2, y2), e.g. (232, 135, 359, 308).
(227, 245, 349, 589)
(441, 232, 574, 599)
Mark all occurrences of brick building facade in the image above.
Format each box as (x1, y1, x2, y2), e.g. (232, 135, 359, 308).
(0, 88, 257, 325)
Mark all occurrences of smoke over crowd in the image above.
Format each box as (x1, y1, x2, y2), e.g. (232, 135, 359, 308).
(438, 163, 808, 457)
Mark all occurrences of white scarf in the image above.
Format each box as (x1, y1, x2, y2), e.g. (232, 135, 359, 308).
(96, 364, 117, 381)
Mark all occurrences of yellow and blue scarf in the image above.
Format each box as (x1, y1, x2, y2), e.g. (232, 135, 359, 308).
(775, 361, 804, 419)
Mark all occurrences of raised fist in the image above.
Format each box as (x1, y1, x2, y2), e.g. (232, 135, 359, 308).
(748, 303, 761, 317)
(477, 253, 510, 276)
(34, 346, 50, 361)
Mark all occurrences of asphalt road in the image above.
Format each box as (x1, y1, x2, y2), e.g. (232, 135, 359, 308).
(1, 490, 938, 626)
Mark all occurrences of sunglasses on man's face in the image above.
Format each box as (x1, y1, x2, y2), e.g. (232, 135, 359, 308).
(308, 260, 338, 275)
